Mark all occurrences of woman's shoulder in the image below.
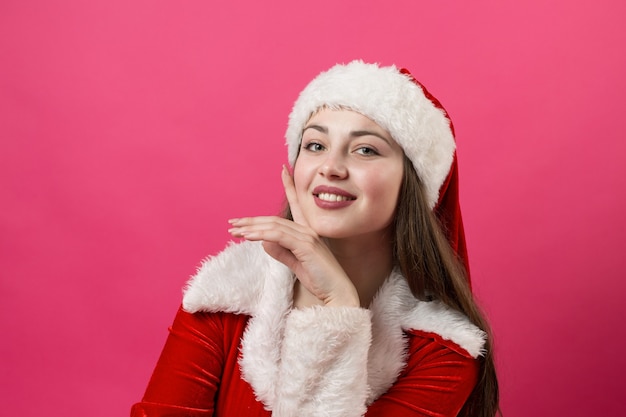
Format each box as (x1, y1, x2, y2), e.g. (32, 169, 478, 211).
(401, 300, 486, 359)
(182, 240, 293, 315)
(372, 271, 486, 359)
(404, 327, 481, 360)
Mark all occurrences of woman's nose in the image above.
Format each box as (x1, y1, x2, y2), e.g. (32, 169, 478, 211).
(319, 153, 348, 178)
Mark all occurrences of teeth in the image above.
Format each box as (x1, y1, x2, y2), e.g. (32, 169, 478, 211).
(318, 193, 352, 202)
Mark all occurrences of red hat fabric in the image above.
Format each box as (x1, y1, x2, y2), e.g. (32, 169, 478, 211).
(435, 153, 471, 281)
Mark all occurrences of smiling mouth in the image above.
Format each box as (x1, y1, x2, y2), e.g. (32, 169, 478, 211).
(315, 192, 356, 202)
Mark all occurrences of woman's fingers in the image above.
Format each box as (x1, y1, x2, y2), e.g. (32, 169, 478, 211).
(281, 165, 307, 226)
(228, 216, 311, 249)
(229, 216, 318, 275)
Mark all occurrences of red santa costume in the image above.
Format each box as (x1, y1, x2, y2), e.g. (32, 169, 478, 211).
(132, 61, 484, 417)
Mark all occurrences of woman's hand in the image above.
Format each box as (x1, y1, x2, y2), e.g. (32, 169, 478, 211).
(228, 166, 360, 308)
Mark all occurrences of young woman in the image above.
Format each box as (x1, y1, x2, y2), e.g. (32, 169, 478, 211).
(131, 61, 500, 417)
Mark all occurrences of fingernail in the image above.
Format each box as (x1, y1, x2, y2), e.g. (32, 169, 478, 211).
(228, 227, 242, 237)
(228, 218, 239, 224)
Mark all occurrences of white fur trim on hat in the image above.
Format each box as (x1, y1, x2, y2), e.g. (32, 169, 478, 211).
(285, 60, 456, 209)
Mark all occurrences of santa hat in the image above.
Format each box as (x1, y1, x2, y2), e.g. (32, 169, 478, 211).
(285, 60, 470, 277)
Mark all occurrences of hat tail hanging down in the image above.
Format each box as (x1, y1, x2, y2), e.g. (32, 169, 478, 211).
(435, 153, 470, 283)
(401, 67, 471, 283)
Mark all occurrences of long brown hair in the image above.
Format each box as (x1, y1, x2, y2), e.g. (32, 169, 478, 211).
(394, 154, 500, 417)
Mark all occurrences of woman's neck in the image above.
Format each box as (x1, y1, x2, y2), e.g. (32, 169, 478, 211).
(294, 231, 395, 309)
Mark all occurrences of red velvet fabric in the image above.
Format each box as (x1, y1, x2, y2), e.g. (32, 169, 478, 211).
(132, 307, 478, 417)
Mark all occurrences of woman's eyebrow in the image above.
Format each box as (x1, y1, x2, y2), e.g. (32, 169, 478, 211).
(350, 130, 392, 145)
(302, 125, 327, 134)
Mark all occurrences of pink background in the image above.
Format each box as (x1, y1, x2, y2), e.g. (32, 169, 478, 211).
(1, 1, 625, 416)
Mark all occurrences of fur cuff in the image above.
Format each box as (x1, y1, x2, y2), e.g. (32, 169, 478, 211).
(274, 306, 372, 417)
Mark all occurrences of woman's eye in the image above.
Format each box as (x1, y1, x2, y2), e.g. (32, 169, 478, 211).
(355, 146, 379, 156)
(303, 142, 325, 152)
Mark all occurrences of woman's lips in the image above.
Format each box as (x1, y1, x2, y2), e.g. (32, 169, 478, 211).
(312, 186, 356, 209)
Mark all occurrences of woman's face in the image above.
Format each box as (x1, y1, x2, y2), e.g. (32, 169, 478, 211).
(293, 108, 405, 241)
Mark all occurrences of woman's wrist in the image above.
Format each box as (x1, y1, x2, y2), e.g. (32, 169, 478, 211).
(323, 284, 361, 308)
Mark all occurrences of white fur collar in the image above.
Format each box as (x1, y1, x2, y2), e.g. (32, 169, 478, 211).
(183, 241, 485, 414)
